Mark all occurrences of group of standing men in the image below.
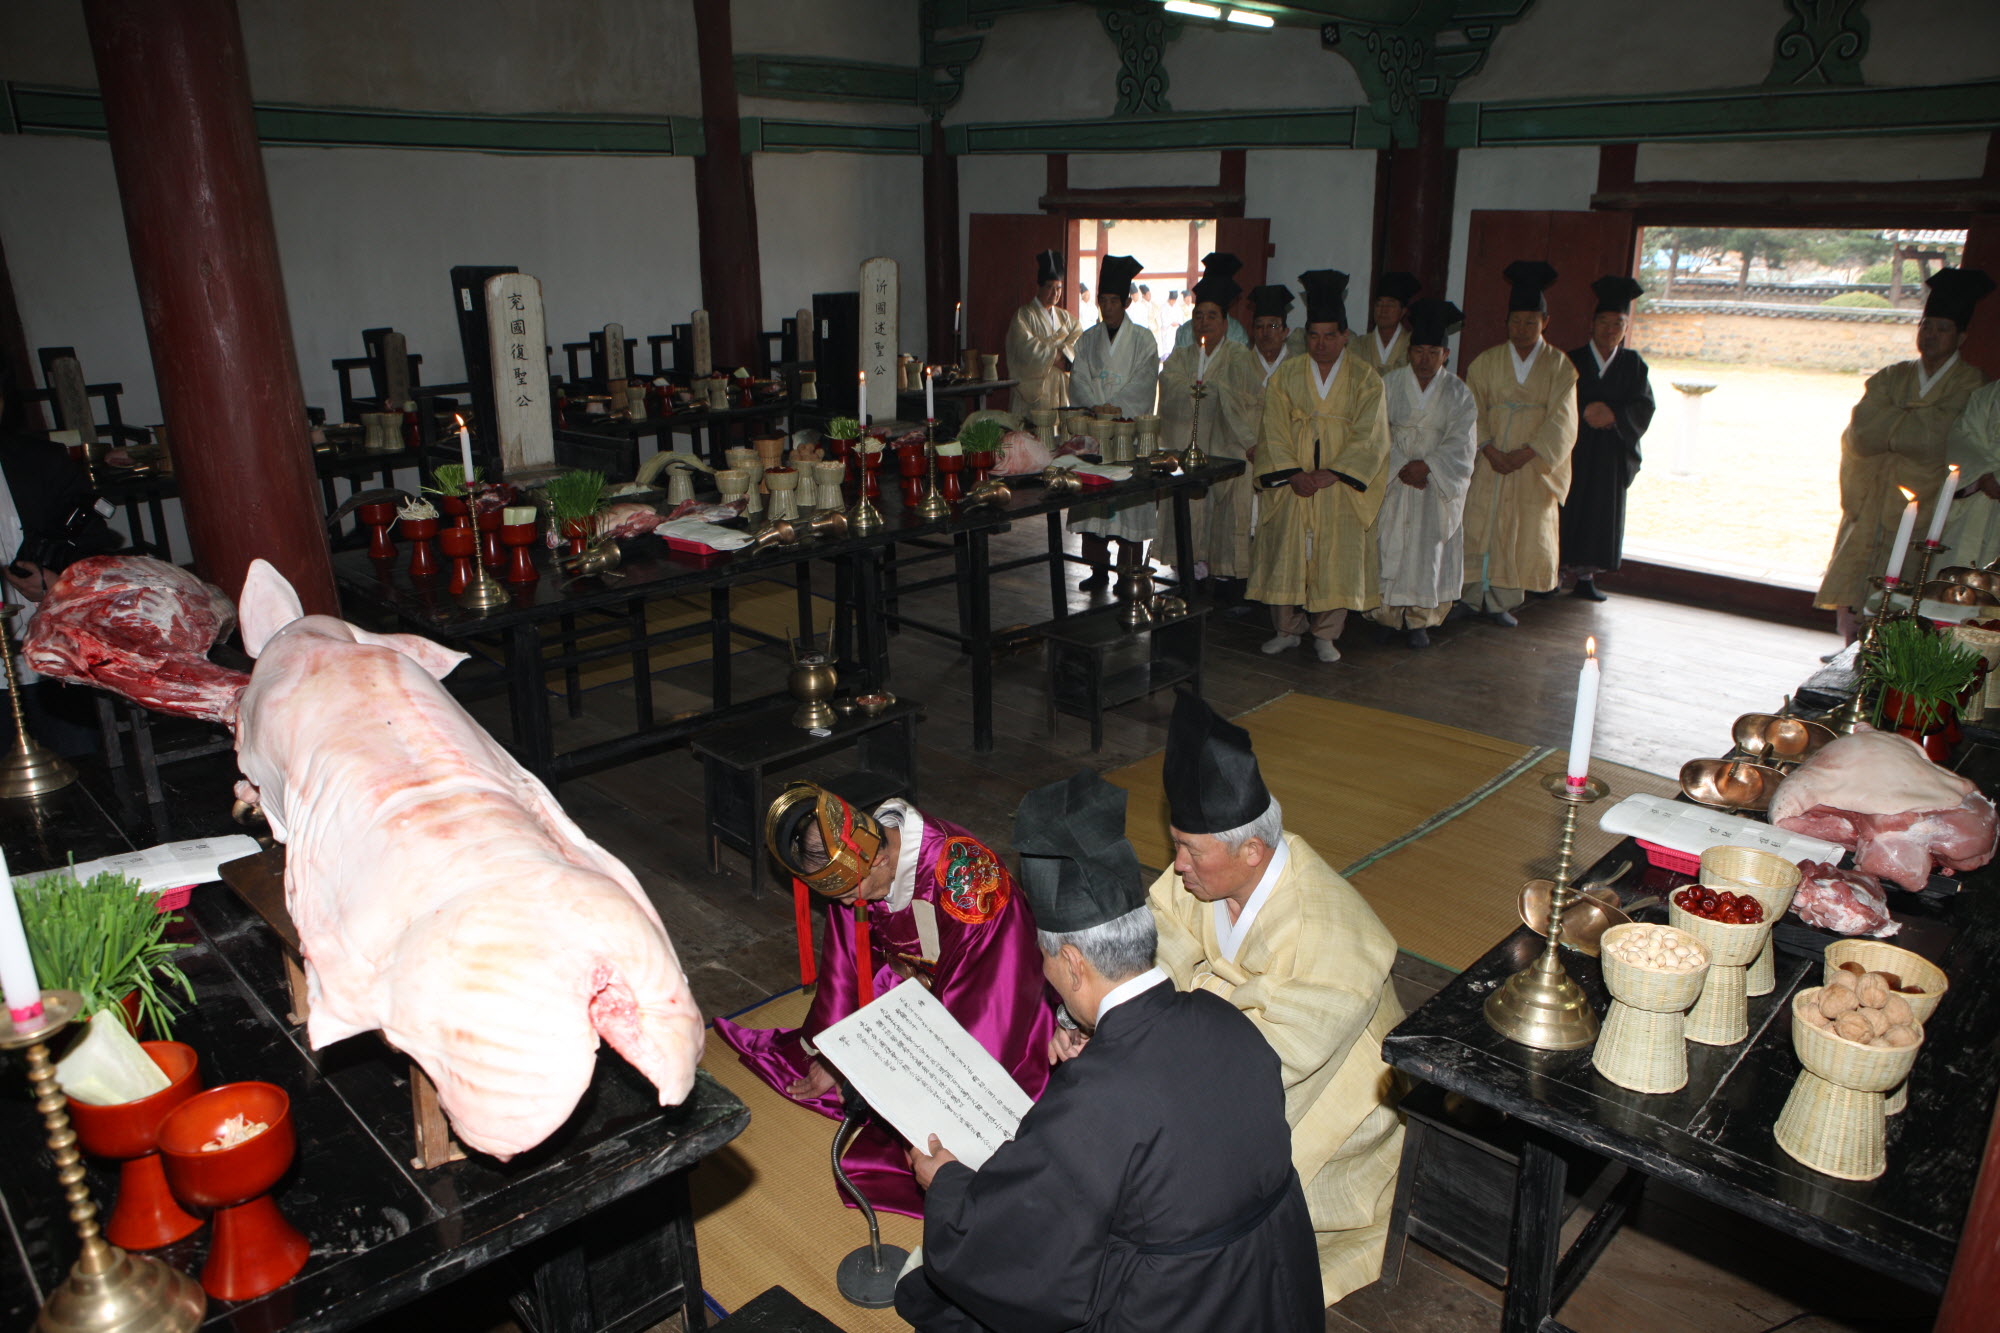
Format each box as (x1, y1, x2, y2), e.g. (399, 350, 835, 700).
(716, 690, 1405, 1330)
(1005, 249, 1658, 658)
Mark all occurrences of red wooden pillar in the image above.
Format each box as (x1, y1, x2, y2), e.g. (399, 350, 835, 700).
(1380, 99, 1457, 299)
(82, 0, 335, 614)
(691, 0, 765, 369)
(923, 117, 962, 363)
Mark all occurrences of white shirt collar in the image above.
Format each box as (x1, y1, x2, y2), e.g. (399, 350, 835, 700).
(1094, 966, 1169, 1025)
(1917, 352, 1960, 400)
(1510, 340, 1541, 385)
(1258, 346, 1288, 380)
(1590, 342, 1618, 377)
(1375, 328, 1401, 361)
(1312, 351, 1343, 399)
(876, 799, 924, 912)
(1411, 368, 1444, 406)
(1211, 836, 1289, 964)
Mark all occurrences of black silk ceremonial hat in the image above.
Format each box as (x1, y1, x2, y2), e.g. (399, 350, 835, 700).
(1099, 254, 1144, 300)
(1163, 690, 1272, 835)
(1013, 771, 1146, 934)
(1297, 269, 1351, 329)
(1406, 298, 1464, 349)
(1923, 268, 1996, 330)
(1036, 249, 1063, 286)
(1373, 271, 1422, 306)
(1191, 252, 1243, 313)
(1590, 275, 1645, 315)
(1503, 260, 1559, 313)
(1250, 284, 1295, 321)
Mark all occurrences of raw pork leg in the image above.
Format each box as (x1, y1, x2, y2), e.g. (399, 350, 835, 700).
(234, 560, 702, 1159)
(1792, 861, 1900, 938)
(20, 555, 248, 726)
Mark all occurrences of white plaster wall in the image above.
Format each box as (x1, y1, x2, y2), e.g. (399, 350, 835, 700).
(733, 0, 918, 65)
(1457, 0, 1773, 101)
(1069, 152, 1219, 190)
(1170, 23, 1363, 111)
(956, 153, 1046, 309)
(752, 152, 927, 343)
(0, 134, 704, 422)
(1865, 0, 2000, 86)
(1245, 149, 1377, 305)
(1445, 146, 1602, 314)
(1637, 134, 1991, 183)
(0, 0, 703, 116)
(945, 8, 1119, 124)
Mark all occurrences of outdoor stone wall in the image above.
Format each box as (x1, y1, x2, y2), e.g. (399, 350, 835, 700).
(1632, 310, 1923, 373)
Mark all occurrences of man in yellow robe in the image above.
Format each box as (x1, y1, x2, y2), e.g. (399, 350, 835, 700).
(1002, 248, 1080, 417)
(1352, 271, 1419, 377)
(1250, 283, 1303, 382)
(1247, 270, 1391, 664)
(1821, 267, 1993, 640)
(1160, 253, 1264, 598)
(1459, 260, 1579, 626)
(1147, 692, 1404, 1307)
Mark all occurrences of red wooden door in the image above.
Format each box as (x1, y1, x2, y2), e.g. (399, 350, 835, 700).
(1959, 213, 2000, 379)
(1212, 218, 1273, 335)
(967, 213, 1067, 407)
(1460, 210, 1638, 370)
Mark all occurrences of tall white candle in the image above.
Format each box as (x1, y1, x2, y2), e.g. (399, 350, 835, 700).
(0, 850, 43, 1021)
(1928, 465, 1959, 544)
(925, 366, 936, 421)
(1566, 638, 1600, 786)
(456, 415, 475, 490)
(859, 370, 869, 427)
(954, 301, 962, 335)
(1885, 487, 1919, 582)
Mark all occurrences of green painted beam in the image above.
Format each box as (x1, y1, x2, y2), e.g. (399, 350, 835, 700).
(1454, 79, 2000, 147)
(741, 116, 925, 154)
(734, 54, 925, 106)
(956, 108, 1358, 153)
(5, 83, 699, 156)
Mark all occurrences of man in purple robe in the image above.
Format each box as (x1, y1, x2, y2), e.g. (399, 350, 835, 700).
(713, 782, 1056, 1217)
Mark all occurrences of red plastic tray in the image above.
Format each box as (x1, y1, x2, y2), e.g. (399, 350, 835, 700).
(154, 885, 193, 914)
(1636, 840, 1701, 875)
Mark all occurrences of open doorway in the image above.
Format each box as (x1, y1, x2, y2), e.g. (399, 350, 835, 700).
(1623, 225, 1964, 590)
(1071, 218, 1209, 358)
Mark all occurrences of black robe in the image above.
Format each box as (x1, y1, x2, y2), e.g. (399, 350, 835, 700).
(895, 980, 1321, 1333)
(1559, 344, 1655, 572)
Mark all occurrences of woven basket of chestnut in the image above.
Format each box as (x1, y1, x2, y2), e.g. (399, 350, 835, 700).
(1671, 886, 1765, 926)
(1798, 964, 1923, 1050)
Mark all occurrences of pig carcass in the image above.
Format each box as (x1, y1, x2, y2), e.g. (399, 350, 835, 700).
(1792, 861, 1900, 938)
(1770, 727, 1997, 891)
(21, 555, 248, 727)
(232, 560, 702, 1158)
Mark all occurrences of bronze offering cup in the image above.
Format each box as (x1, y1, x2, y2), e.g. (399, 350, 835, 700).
(1679, 758, 1787, 813)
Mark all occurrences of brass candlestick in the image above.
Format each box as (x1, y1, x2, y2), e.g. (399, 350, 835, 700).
(914, 420, 951, 520)
(1909, 540, 1945, 612)
(0, 606, 76, 799)
(1836, 578, 1893, 734)
(1485, 773, 1608, 1050)
(4, 989, 206, 1332)
(458, 485, 509, 613)
(1182, 380, 1209, 472)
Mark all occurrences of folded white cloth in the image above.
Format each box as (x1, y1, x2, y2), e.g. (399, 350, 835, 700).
(1070, 461, 1133, 482)
(656, 517, 751, 551)
(1599, 793, 1843, 865)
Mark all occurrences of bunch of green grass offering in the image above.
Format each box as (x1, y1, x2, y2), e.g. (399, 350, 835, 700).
(955, 418, 1004, 455)
(828, 416, 862, 442)
(429, 462, 482, 496)
(1865, 617, 1983, 734)
(543, 469, 607, 528)
(15, 870, 194, 1036)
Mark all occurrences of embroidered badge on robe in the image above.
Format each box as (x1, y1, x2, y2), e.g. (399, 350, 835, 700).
(935, 836, 1008, 923)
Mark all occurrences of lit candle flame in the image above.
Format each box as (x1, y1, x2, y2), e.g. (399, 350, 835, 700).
(1899, 486, 1916, 502)
(454, 413, 465, 428)
(1586, 636, 1596, 660)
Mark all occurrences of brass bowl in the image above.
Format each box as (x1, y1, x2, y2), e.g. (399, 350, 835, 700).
(1729, 713, 1835, 764)
(1919, 579, 2000, 607)
(1517, 881, 1628, 957)
(1679, 758, 1786, 812)
(854, 692, 894, 717)
(1938, 566, 2000, 597)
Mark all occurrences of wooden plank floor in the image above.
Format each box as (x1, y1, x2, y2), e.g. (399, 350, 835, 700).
(459, 525, 1940, 1333)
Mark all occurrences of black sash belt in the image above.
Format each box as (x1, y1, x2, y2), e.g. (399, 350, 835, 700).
(1129, 1169, 1298, 1256)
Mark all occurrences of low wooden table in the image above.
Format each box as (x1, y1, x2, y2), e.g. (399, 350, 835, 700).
(1043, 601, 1209, 751)
(1382, 750, 2000, 1332)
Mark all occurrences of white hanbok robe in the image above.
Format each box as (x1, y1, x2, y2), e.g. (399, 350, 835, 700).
(1069, 319, 1161, 541)
(1943, 379, 2000, 566)
(1158, 339, 1263, 578)
(1371, 366, 1478, 626)
(1004, 301, 1080, 416)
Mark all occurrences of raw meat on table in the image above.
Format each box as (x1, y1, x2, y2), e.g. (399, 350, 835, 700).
(21, 555, 248, 727)
(1770, 727, 1998, 891)
(1792, 861, 1901, 938)
(233, 560, 703, 1159)
(596, 502, 669, 540)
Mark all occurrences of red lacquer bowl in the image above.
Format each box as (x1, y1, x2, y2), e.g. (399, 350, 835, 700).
(68, 1041, 203, 1250)
(159, 1082, 308, 1300)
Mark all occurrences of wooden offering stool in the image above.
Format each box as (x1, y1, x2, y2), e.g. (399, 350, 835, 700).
(220, 849, 466, 1170)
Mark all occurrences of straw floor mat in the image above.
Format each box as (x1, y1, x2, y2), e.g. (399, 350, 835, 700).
(1104, 695, 1678, 972)
(694, 991, 921, 1330)
(539, 581, 822, 694)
